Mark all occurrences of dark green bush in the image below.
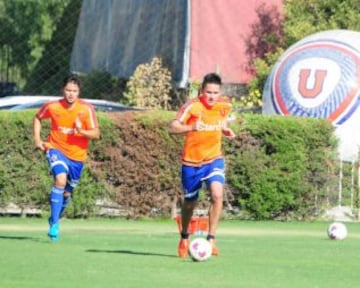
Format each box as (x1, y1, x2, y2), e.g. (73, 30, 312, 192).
(0, 110, 338, 220)
(0, 111, 108, 215)
(225, 114, 337, 220)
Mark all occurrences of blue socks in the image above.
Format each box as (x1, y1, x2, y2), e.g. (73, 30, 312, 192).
(49, 186, 65, 224)
(60, 194, 71, 218)
(181, 232, 190, 239)
(207, 235, 215, 241)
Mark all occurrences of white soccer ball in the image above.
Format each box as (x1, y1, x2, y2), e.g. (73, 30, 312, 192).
(188, 237, 212, 261)
(327, 222, 348, 240)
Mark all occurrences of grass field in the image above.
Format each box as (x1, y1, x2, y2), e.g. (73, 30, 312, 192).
(0, 218, 360, 288)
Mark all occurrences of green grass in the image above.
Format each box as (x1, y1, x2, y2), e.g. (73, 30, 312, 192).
(1, 218, 360, 288)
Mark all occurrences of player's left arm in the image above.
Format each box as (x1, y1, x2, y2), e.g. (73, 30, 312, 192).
(75, 123, 100, 140)
(75, 106, 100, 140)
(221, 125, 235, 140)
(221, 103, 236, 140)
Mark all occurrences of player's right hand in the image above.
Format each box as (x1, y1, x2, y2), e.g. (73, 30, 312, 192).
(35, 140, 47, 151)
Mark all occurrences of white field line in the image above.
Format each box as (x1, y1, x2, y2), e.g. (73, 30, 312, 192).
(1, 223, 360, 238)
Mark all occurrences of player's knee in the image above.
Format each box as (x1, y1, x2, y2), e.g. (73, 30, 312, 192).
(210, 189, 223, 203)
(212, 193, 223, 204)
(54, 175, 67, 188)
(209, 182, 223, 200)
(55, 181, 66, 188)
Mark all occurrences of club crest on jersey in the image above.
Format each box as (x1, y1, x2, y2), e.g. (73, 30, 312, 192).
(50, 154, 58, 162)
(271, 41, 360, 125)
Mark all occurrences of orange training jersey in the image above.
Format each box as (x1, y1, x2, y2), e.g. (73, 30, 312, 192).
(175, 95, 232, 166)
(36, 99, 99, 162)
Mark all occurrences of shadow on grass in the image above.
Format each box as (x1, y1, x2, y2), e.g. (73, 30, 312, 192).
(0, 235, 50, 243)
(0, 235, 36, 240)
(86, 249, 177, 258)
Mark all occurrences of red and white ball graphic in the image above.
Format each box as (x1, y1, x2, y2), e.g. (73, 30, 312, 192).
(263, 30, 360, 161)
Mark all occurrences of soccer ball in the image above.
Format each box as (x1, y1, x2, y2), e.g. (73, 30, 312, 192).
(188, 237, 212, 261)
(327, 222, 348, 240)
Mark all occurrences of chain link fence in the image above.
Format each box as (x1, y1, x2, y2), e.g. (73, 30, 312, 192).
(1, 0, 80, 94)
(0, 0, 194, 105)
(0, 0, 251, 103)
(0, 0, 358, 217)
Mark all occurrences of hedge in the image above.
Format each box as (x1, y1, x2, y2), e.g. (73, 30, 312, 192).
(0, 110, 338, 220)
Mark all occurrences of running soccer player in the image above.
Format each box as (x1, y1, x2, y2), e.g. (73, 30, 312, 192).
(168, 73, 235, 258)
(33, 74, 100, 241)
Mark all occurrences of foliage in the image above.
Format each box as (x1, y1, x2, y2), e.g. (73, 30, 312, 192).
(246, 48, 284, 97)
(236, 47, 283, 114)
(64, 167, 107, 218)
(0, 110, 107, 216)
(80, 70, 114, 100)
(245, 0, 360, 106)
(284, 0, 360, 47)
(88, 111, 183, 218)
(0, 0, 72, 87)
(124, 57, 172, 110)
(24, 0, 82, 94)
(0, 111, 51, 208)
(225, 114, 337, 220)
(233, 89, 263, 113)
(0, 110, 341, 220)
(242, 2, 284, 111)
(187, 80, 202, 99)
(79, 70, 127, 102)
(244, 3, 284, 75)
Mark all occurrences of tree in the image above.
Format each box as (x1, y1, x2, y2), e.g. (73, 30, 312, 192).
(24, 0, 82, 94)
(244, 3, 284, 76)
(284, 0, 360, 46)
(243, 2, 284, 99)
(0, 0, 71, 86)
(248, 0, 360, 95)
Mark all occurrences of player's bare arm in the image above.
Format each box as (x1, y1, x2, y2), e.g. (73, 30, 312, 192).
(33, 116, 46, 150)
(168, 119, 194, 134)
(75, 126, 100, 140)
(169, 119, 208, 134)
(222, 126, 236, 140)
(75, 127, 100, 139)
(74, 117, 100, 140)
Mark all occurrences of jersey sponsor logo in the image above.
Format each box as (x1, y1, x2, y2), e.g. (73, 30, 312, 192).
(58, 126, 75, 134)
(272, 41, 360, 125)
(198, 120, 227, 131)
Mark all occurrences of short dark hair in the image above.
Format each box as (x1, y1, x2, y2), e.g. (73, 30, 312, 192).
(201, 73, 222, 89)
(62, 73, 81, 89)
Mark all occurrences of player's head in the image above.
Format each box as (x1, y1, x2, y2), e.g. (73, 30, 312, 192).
(61, 74, 81, 105)
(201, 73, 222, 89)
(200, 73, 222, 107)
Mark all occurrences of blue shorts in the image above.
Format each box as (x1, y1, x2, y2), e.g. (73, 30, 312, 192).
(181, 158, 225, 201)
(46, 149, 84, 193)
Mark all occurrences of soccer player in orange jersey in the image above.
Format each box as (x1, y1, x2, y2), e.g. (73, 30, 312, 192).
(169, 73, 235, 258)
(33, 74, 100, 241)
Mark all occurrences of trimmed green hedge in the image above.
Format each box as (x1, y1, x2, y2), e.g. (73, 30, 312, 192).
(224, 115, 337, 219)
(0, 110, 338, 220)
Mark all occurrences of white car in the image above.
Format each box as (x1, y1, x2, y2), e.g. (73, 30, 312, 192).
(0, 95, 60, 110)
(0, 95, 140, 112)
